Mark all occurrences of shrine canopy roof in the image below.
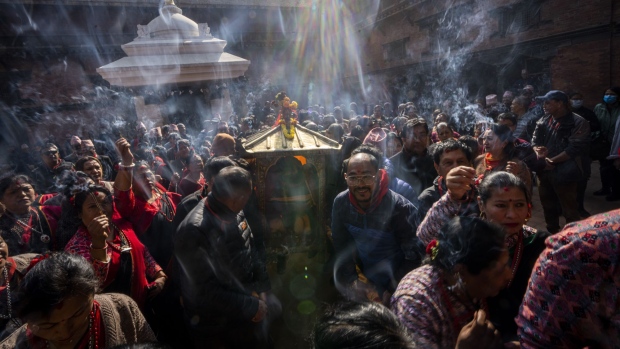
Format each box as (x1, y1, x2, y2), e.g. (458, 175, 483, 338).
(240, 124, 341, 157)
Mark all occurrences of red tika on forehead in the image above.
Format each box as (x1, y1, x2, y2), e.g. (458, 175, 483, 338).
(503, 186, 510, 192)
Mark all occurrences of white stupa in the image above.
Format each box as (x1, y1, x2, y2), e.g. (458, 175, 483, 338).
(97, 0, 250, 87)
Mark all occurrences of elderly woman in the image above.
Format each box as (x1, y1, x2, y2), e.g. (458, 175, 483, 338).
(0, 174, 61, 254)
(392, 216, 513, 349)
(62, 174, 166, 308)
(0, 236, 37, 340)
(431, 113, 460, 143)
(0, 253, 156, 348)
(74, 156, 114, 193)
(475, 124, 531, 190)
(113, 138, 181, 269)
(417, 171, 549, 340)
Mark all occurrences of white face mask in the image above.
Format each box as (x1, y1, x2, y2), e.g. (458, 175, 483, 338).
(571, 100, 583, 108)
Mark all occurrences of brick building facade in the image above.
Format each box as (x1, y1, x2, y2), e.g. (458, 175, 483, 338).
(346, 0, 619, 113)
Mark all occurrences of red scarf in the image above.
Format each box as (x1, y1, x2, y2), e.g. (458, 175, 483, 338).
(484, 152, 502, 172)
(112, 219, 150, 309)
(348, 169, 390, 214)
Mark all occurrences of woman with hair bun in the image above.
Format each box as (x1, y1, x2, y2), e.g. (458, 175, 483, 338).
(392, 216, 512, 349)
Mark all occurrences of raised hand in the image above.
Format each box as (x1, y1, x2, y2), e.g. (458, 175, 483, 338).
(446, 166, 477, 200)
(87, 214, 109, 248)
(115, 138, 134, 165)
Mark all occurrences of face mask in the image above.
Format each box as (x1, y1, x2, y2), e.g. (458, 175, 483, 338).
(571, 100, 583, 108)
(604, 95, 618, 104)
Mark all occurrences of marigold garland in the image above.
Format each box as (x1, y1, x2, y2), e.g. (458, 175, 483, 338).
(280, 118, 297, 140)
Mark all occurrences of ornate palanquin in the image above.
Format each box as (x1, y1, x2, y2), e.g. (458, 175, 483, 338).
(240, 124, 341, 270)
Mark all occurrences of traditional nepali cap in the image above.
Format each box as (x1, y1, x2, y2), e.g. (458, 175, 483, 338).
(211, 133, 236, 153)
(363, 127, 387, 154)
(70, 136, 81, 146)
(503, 90, 514, 98)
(536, 90, 569, 104)
(485, 94, 498, 106)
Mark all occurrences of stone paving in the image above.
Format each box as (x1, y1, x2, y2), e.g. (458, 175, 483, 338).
(528, 162, 620, 232)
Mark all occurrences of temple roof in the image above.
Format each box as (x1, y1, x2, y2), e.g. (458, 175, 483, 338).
(97, 1, 250, 87)
(241, 124, 341, 157)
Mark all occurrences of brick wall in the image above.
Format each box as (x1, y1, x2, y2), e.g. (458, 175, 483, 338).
(550, 37, 616, 108)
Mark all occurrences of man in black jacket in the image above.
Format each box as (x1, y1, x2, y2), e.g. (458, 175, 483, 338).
(389, 118, 436, 195)
(175, 167, 277, 348)
(532, 90, 590, 233)
(31, 143, 73, 194)
(417, 139, 475, 224)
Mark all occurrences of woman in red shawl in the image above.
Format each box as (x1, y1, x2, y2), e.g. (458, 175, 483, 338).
(475, 124, 531, 190)
(62, 174, 166, 308)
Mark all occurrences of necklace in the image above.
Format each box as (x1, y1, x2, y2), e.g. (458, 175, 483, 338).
(507, 229, 524, 288)
(44, 302, 100, 349)
(154, 189, 175, 222)
(107, 222, 132, 253)
(0, 267, 11, 320)
(8, 209, 50, 245)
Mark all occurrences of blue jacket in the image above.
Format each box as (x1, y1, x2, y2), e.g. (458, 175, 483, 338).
(331, 189, 422, 294)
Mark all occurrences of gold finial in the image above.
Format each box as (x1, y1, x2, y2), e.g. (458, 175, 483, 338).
(165, 0, 175, 5)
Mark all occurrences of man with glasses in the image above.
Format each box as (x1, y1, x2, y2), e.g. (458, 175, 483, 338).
(331, 151, 421, 305)
(31, 143, 73, 193)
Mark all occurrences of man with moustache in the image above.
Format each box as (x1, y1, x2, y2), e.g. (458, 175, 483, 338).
(417, 139, 477, 224)
(331, 151, 420, 305)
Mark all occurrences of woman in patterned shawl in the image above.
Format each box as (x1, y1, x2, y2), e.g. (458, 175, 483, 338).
(392, 216, 513, 349)
(418, 171, 549, 340)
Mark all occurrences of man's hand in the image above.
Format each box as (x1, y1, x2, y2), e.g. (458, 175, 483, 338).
(251, 299, 268, 323)
(456, 310, 502, 349)
(544, 157, 555, 171)
(533, 146, 548, 159)
(446, 166, 476, 200)
(505, 161, 520, 176)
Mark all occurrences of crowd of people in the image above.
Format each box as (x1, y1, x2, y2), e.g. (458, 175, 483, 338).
(0, 83, 618, 349)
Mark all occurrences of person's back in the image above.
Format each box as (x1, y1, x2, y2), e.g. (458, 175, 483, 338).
(517, 208, 620, 348)
(174, 167, 275, 348)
